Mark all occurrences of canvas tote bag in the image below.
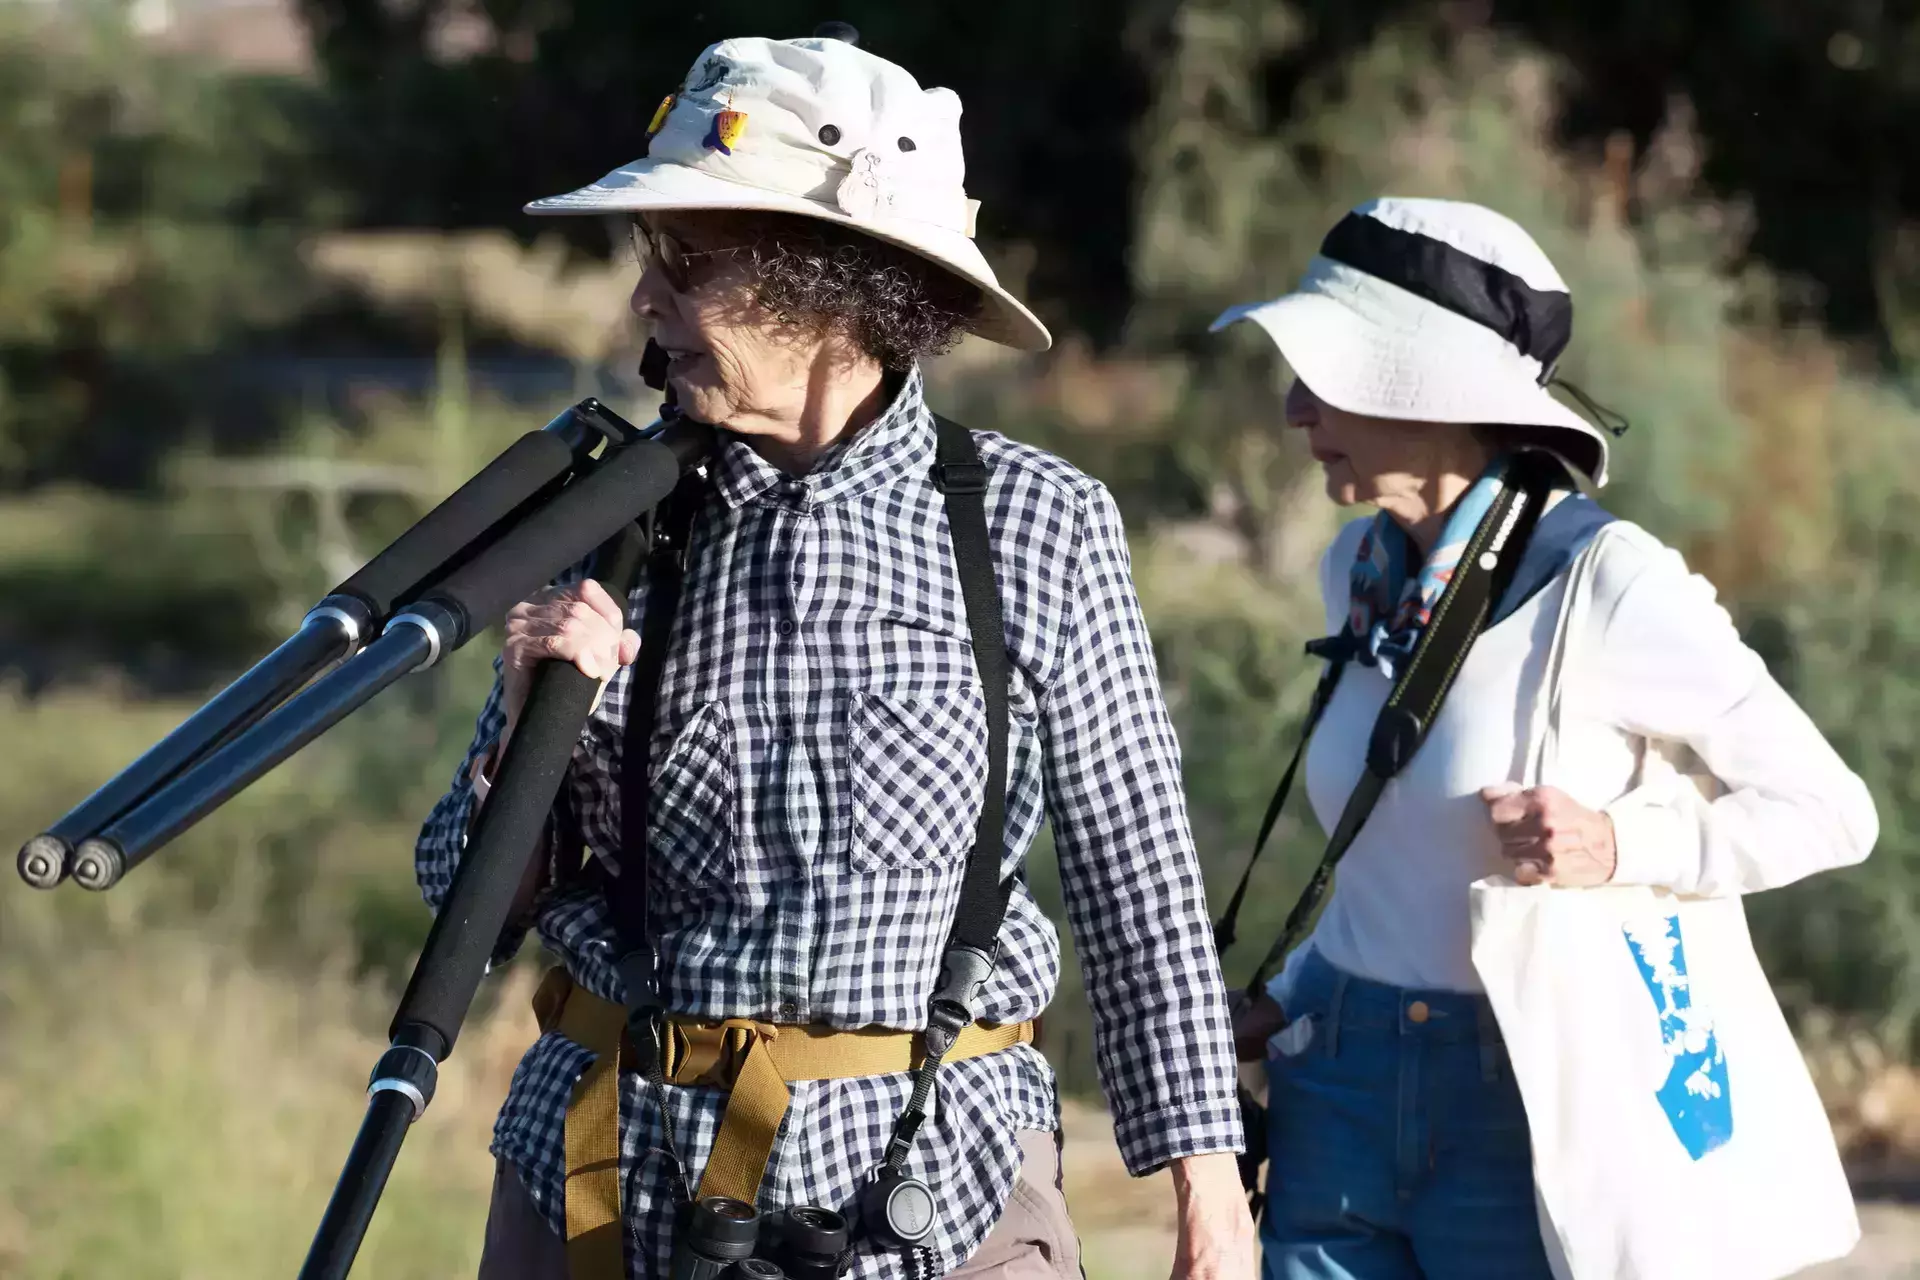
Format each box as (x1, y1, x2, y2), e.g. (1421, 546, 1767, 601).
(1468, 525, 1859, 1280)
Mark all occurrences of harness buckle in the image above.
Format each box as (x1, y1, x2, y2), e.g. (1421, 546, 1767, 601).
(924, 943, 996, 1060)
(617, 946, 667, 1076)
(1366, 705, 1423, 779)
(931, 461, 989, 496)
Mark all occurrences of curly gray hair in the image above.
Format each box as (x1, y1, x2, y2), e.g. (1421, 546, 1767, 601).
(732, 213, 984, 371)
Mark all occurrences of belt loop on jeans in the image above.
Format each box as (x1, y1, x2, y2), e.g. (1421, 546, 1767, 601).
(1323, 970, 1349, 1058)
(1475, 1000, 1501, 1083)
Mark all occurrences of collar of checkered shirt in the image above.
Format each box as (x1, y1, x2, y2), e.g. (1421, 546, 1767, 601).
(708, 365, 930, 510)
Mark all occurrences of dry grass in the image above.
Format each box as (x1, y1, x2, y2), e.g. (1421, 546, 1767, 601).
(306, 230, 637, 366)
(1057, 1097, 1920, 1280)
(7, 923, 1920, 1279)
(0, 672, 526, 1278)
(1805, 1012, 1920, 1196)
(1059, 1101, 1178, 1280)
(0, 910, 541, 1278)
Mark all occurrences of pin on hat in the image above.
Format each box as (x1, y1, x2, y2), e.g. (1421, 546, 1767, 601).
(704, 105, 749, 155)
(647, 95, 676, 136)
(524, 21, 1050, 352)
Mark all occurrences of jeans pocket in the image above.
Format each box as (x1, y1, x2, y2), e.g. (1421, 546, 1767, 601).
(1267, 1013, 1320, 1063)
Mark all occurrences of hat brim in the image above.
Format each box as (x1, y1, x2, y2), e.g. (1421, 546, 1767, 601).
(1212, 264, 1611, 486)
(526, 159, 1052, 353)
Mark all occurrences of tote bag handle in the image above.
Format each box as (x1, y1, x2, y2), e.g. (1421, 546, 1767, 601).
(1523, 524, 1619, 790)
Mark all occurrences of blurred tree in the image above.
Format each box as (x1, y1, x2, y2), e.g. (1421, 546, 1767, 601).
(1245, 0, 1920, 357)
(291, 0, 1156, 344)
(291, 0, 1920, 360)
(0, 6, 554, 495)
(1481, 0, 1920, 353)
(0, 10, 336, 488)
(1733, 368, 1920, 1055)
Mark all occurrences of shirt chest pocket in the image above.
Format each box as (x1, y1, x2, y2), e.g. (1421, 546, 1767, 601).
(847, 688, 990, 873)
(646, 700, 739, 902)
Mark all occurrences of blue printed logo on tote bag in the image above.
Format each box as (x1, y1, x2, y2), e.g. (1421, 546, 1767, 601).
(1624, 916, 1734, 1160)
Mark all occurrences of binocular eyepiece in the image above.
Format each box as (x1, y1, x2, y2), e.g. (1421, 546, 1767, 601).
(671, 1196, 852, 1280)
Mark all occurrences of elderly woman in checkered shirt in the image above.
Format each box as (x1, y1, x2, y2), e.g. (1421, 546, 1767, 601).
(416, 28, 1251, 1280)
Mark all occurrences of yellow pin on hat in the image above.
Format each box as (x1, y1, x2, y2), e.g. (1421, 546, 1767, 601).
(647, 94, 676, 137)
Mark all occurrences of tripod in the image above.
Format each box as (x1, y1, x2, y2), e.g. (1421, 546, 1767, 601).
(17, 357, 714, 1277)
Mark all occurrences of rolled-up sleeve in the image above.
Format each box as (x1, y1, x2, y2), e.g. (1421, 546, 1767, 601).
(1593, 540, 1878, 897)
(1041, 482, 1241, 1175)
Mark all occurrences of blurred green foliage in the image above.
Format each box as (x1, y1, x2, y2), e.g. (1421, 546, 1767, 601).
(0, 7, 329, 488)
(0, 683, 519, 1273)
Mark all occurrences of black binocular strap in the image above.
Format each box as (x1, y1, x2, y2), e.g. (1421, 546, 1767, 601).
(1214, 453, 1559, 1000)
(1209, 646, 1348, 960)
(606, 415, 1014, 1211)
(610, 482, 703, 959)
(607, 474, 708, 1208)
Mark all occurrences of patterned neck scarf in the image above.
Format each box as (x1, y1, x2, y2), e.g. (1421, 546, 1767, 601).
(1349, 454, 1512, 680)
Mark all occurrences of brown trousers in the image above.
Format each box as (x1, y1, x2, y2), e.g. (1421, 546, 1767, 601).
(478, 1130, 1082, 1280)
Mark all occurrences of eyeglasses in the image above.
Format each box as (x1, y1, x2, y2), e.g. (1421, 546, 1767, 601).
(629, 218, 749, 292)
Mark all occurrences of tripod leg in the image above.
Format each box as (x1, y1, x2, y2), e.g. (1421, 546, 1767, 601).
(298, 1076, 428, 1280)
(295, 520, 654, 1279)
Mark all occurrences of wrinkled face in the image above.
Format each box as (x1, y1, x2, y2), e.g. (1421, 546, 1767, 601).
(628, 212, 817, 430)
(1284, 377, 1482, 508)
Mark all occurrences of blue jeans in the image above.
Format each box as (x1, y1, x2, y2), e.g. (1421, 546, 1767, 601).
(1260, 950, 1554, 1280)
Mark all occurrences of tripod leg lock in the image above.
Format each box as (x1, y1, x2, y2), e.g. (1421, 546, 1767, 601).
(367, 1043, 439, 1122)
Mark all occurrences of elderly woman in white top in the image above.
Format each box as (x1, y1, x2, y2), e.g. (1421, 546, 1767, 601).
(1218, 198, 1878, 1280)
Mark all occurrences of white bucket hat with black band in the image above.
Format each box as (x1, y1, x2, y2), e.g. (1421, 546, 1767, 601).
(1211, 197, 1624, 486)
(523, 28, 1051, 353)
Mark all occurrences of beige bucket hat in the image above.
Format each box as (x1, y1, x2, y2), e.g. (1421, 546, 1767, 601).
(524, 30, 1051, 353)
(1213, 198, 1620, 486)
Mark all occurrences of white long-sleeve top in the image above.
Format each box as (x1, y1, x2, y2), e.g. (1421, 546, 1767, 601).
(1271, 514, 1878, 1000)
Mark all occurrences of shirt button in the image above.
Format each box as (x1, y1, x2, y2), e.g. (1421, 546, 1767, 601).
(778, 999, 800, 1019)
(1407, 1001, 1431, 1024)
(776, 619, 797, 637)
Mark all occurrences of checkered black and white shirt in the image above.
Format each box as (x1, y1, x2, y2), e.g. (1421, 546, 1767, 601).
(416, 368, 1240, 1278)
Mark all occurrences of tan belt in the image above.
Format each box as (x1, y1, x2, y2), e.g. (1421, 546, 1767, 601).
(531, 965, 1036, 1280)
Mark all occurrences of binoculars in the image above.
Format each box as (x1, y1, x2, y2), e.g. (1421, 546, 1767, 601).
(671, 1196, 852, 1280)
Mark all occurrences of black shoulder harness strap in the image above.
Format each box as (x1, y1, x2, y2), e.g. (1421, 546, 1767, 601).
(1213, 452, 1562, 999)
(607, 413, 1013, 1199)
(878, 414, 1013, 1176)
(928, 415, 1014, 964)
